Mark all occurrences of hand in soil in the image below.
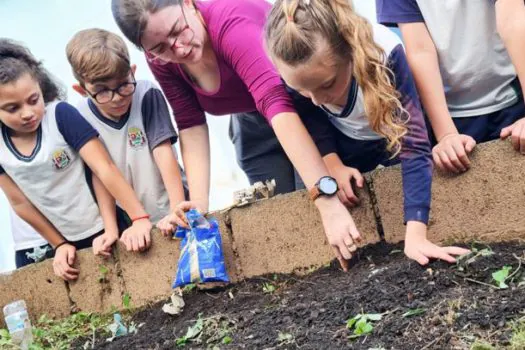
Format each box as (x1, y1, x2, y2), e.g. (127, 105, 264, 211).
(92, 231, 119, 257)
(316, 196, 361, 271)
(120, 218, 152, 252)
(53, 243, 80, 280)
(404, 221, 470, 265)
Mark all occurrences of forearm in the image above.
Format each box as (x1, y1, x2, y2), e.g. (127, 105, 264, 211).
(93, 163, 148, 219)
(179, 124, 211, 210)
(92, 174, 119, 235)
(323, 153, 345, 174)
(271, 112, 330, 188)
(13, 202, 65, 247)
(496, 0, 525, 99)
(404, 50, 456, 140)
(153, 142, 186, 211)
(399, 23, 456, 141)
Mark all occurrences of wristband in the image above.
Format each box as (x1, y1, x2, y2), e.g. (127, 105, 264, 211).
(131, 214, 150, 223)
(54, 241, 70, 251)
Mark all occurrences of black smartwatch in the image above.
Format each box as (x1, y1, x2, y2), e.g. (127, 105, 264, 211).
(309, 176, 338, 201)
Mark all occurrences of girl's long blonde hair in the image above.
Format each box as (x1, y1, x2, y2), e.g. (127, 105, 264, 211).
(265, 0, 407, 155)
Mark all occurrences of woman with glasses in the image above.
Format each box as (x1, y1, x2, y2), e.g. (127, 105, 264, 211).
(111, 0, 364, 269)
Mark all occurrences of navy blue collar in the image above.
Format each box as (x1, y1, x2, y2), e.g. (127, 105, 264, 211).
(321, 77, 358, 119)
(88, 99, 131, 130)
(2, 123, 43, 162)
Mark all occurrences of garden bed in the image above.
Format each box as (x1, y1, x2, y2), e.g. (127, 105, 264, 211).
(78, 241, 525, 350)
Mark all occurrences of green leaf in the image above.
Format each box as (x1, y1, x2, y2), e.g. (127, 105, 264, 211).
(365, 313, 383, 321)
(354, 318, 374, 336)
(346, 318, 358, 329)
(185, 317, 203, 339)
(0, 329, 10, 339)
(99, 264, 109, 275)
(262, 283, 276, 294)
(479, 248, 494, 257)
(492, 266, 512, 289)
(122, 293, 132, 308)
(402, 308, 426, 318)
(222, 335, 233, 344)
(183, 284, 196, 293)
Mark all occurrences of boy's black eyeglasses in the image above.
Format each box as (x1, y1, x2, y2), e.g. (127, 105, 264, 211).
(86, 73, 137, 104)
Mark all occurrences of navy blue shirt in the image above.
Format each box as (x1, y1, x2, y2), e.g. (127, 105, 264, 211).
(290, 30, 432, 224)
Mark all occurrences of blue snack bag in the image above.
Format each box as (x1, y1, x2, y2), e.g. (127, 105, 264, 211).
(172, 209, 230, 288)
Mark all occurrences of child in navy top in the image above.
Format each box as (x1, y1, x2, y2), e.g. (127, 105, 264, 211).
(66, 29, 187, 251)
(0, 39, 153, 279)
(377, 0, 525, 173)
(265, 0, 470, 265)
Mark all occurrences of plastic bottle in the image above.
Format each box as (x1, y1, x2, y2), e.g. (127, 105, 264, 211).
(3, 300, 33, 349)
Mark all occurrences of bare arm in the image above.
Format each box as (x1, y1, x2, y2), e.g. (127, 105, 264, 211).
(79, 139, 148, 220)
(152, 141, 186, 211)
(0, 173, 79, 279)
(399, 23, 455, 140)
(91, 174, 120, 257)
(496, 0, 525, 102)
(179, 124, 211, 211)
(496, 0, 525, 153)
(79, 138, 152, 252)
(0, 174, 65, 247)
(92, 174, 119, 235)
(399, 22, 475, 172)
(271, 112, 362, 270)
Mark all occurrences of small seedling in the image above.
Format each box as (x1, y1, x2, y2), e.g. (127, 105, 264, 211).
(470, 341, 495, 350)
(262, 282, 276, 294)
(346, 313, 382, 339)
(492, 265, 512, 289)
(402, 308, 426, 318)
(176, 316, 204, 346)
(277, 331, 294, 345)
(122, 293, 132, 309)
(98, 265, 109, 283)
(509, 320, 525, 350)
(222, 335, 233, 344)
(183, 284, 196, 293)
(0, 329, 15, 349)
(389, 249, 402, 255)
(456, 247, 494, 271)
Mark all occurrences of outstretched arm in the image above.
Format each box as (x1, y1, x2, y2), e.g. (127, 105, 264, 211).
(496, 0, 525, 153)
(0, 173, 79, 280)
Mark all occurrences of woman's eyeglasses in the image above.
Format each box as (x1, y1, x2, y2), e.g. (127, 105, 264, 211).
(145, 6, 195, 65)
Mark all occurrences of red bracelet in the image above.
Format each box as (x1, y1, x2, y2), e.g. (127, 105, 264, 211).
(131, 214, 150, 223)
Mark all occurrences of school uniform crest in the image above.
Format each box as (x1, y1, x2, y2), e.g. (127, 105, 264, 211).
(51, 149, 71, 170)
(128, 127, 146, 148)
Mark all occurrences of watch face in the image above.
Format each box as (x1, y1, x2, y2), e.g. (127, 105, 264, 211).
(319, 176, 338, 195)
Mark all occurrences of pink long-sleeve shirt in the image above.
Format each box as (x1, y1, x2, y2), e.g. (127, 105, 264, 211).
(148, 0, 296, 130)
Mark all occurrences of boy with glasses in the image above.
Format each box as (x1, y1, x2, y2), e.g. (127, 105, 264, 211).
(66, 28, 187, 256)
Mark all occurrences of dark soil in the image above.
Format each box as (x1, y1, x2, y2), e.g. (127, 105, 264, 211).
(88, 242, 525, 350)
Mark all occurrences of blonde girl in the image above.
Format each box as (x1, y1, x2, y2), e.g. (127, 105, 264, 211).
(265, 0, 469, 264)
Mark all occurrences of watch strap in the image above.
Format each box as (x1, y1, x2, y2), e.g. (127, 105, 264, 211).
(309, 186, 321, 201)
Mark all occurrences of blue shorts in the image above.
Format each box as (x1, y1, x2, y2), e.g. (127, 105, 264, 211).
(429, 79, 525, 145)
(15, 230, 104, 269)
(332, 128, 399, 172)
